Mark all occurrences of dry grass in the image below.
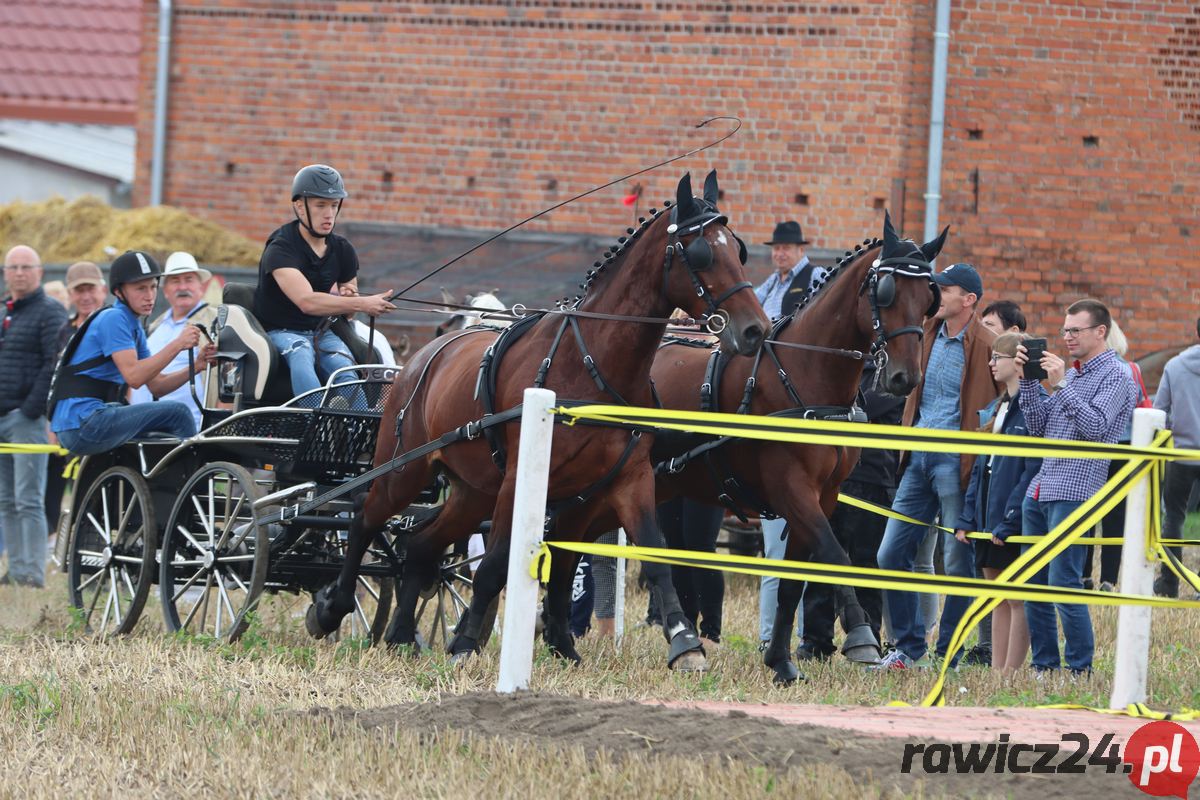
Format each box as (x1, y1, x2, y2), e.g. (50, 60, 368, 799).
(1, 538, 1197, 797)
(0, 196, 261, 266)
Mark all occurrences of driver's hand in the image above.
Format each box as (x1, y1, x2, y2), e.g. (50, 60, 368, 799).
(360, 291, 396, 317)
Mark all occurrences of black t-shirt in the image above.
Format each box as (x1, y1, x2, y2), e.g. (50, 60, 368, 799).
(253, 220, 359, 331)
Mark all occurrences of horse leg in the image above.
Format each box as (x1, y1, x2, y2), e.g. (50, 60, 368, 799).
(446, 482, 518, 661)
(540, 546, 583, 663)
(762, 570, 805, 685)
(306, 483, 392, 638)
(787, 504, 882, 664)
(608, 466, 706, 672)
(385, 483, 489, 651)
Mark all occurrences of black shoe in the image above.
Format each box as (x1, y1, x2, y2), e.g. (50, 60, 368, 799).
(0, 574, 10, 586)
(960, 645, 992, 667)
(1154, 575, 1179, 598)
(795, 641, 833, 662)
(1081, 577, 1094, 590)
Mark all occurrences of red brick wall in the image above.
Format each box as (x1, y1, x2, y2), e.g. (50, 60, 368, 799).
(136, 0, 1199, 354)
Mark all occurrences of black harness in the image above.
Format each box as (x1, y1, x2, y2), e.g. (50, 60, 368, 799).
(652, 255, 938, 521)
(46, 308, 126, 420)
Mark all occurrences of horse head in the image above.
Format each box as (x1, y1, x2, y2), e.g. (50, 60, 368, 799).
(434, 289, 511, 337)
(662, 170, 767, 355)
(860, 210, 948, 396)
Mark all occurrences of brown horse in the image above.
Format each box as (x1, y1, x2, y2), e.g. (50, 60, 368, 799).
(305, 171, 768, 670)
(647, 212, 947, 684)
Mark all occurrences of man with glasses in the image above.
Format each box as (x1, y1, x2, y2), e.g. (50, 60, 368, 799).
(0, 245, 67, 587)
(1014, 298, 1138, 675)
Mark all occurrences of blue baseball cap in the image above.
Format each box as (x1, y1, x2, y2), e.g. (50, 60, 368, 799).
(932, 262, 983, 298)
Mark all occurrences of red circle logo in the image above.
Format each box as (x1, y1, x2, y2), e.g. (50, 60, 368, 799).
(1124, 720, 1200, 798)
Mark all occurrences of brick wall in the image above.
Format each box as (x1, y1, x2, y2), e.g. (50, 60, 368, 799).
(136, 0, 1199, 353)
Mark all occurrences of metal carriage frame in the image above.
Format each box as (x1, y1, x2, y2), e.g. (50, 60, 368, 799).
(62, 365, 484, 646)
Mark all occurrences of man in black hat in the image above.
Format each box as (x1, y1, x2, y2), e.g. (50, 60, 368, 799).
(753, 220, 827, 321)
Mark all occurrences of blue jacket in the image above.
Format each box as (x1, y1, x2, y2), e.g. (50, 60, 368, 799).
(956, 388, 1045, 541)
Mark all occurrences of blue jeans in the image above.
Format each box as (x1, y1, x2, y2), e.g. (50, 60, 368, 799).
(876, 450, 972, 661)
(758, 517, 805, 643)
(57, 402, 197, 456)
(1021, 497, 1092, 672)
(268, 328, 356, 397)
(0, 410, 49, 584)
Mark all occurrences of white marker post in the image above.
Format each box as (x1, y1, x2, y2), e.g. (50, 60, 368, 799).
(496, 388, 556, 694)
(615, 527, 627, 649)
(1110, 407, 1167, 709)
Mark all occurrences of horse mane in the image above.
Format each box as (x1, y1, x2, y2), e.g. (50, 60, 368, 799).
(787, 237, 881, 323)
(560, 199, 676, 310)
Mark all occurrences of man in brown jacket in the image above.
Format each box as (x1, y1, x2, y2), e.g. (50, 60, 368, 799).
(873, 263, 1000, 670)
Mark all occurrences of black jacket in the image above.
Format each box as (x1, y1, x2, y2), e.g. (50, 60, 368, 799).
(846, 363, 907, 490)
(0, 287, 68, 418)
(779, 262, 819, 318)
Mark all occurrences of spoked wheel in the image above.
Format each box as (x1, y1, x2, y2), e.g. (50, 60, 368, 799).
(159, 462, 268, 642)
(328, 554, 394, 645)
(66, 466, 156, 636)
(413, 551, 497, 652)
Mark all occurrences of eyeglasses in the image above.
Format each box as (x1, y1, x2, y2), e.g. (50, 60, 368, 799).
(1060, 325, 1101, 338)
(2, 263, 37, 272)
(988, 353, 1015, 364)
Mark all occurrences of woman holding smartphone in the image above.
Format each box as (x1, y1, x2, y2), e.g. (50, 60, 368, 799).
(954, 332, 1045, 672)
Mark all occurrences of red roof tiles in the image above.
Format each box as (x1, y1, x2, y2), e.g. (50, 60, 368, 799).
(0, 0, 141, 125)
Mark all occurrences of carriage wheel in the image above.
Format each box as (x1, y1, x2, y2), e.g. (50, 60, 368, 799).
(159, 462, 268, 642)
(66, 466, 156, 636)
(412, 551, 497, 652)
(328, 554, 394, 645)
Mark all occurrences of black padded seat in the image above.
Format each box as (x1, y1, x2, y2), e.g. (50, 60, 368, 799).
(218, 283, 294, 406)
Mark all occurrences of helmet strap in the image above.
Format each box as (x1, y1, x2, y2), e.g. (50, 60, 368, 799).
(294, 197, 340, 240)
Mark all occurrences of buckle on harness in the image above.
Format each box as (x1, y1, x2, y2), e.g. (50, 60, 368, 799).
(461, 420, 483, 440)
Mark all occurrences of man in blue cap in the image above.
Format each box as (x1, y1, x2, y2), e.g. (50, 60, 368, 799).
(874, 262, 1000, 670)
(753, 220, 828, 321)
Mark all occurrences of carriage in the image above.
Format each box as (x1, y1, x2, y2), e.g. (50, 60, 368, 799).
(58, 289, 482, 646)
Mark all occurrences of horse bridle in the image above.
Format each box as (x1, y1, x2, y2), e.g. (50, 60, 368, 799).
(860, 254, 941, 362)
(664, 204, 752, 335)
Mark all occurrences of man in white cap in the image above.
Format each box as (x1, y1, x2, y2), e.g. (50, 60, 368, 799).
(129, 252, 217, 429)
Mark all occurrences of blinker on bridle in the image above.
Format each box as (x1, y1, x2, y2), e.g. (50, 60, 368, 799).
(859, 253, 940, 360)
(665, 204, 752, 335)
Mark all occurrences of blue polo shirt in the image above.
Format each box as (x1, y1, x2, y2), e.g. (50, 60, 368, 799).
(51, 300, 149, 433)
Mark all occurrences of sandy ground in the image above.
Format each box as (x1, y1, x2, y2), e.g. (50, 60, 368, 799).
(313, 691, 1190, 798)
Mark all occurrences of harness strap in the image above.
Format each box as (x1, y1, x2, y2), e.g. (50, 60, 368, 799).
(534, 316, 571, 389)
(567, 314, 628, 405)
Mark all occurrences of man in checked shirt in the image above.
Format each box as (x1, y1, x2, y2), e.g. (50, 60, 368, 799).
(1014, 298, 1138, 675)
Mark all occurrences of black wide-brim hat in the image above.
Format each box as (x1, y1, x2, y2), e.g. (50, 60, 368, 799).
(763, 220, 810, 245)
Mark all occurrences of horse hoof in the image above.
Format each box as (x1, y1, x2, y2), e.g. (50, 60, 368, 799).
(447, 633, 478, 659)
(670, 650, 708, 673)
(304, 603, 332, 640)
(448, 650, 473, 666)
(549, 644, 582, 664)
(843, 643, 882, 665)
(771, 660, 804, 686)
(666, 628, 705, 669)
(841, 624, 882, 664)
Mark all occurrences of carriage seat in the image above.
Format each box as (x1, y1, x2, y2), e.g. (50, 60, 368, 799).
(217, 283, 295, 406)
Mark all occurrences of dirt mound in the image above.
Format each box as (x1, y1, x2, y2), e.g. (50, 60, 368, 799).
(311, 691, 1149, 798)
(0, 196, 260, 265)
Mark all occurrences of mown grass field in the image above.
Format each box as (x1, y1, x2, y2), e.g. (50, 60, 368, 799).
(0, 515, 1197, 798)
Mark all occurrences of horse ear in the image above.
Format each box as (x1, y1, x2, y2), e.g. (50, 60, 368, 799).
(439, 286, 455, 311)
(675, 173, 695, 220)
(920, 225, 950, 263)
(702, 169, 719, 208)
(882, 209, 900, 252)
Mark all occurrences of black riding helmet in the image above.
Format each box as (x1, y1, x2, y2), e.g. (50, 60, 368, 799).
(108, 250, 162, 297)
(291, 164, 347, 239)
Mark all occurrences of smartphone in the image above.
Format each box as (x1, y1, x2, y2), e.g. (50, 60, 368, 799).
(1023, 337, 1047, 380)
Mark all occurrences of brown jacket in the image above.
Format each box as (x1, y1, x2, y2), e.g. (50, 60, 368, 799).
(901, 314, 1001, 486)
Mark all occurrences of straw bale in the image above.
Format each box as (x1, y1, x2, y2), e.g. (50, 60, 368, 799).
(0, 196, 260, 266)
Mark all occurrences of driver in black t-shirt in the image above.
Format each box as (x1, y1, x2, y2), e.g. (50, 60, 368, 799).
(253, 164, 395, 396)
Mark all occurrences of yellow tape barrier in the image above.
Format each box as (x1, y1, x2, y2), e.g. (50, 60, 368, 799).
(556, 404, 1200, 462)
(542, 406, 1196, 717)
(0, 444, 67, 456)
(836, 492, 1200, 548)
